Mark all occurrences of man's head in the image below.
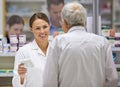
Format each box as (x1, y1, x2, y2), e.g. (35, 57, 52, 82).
(47, 0, 64, 28)
(61, 2, 87, 33)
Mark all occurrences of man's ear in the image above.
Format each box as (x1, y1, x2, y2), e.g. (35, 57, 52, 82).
(62, 18, 69, 33)
(63, 19, 68, 26)
(63, 19, 70, 30)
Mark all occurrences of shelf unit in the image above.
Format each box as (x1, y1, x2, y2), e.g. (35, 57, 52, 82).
(0, 73, 13, 77)
(0, 0, 6, 36)
(6, 0, 47, 17)
(112, 47, 120, 51)
(0, 53, 14, 86)
(64, 0, 93, 16)
(113, 0, 120, 32)
(0, 53, 15, 57)
(6, 0, 45, 2)
(100, 0, 113, 28)
(112, 46, 120, 86)
(116, 64, 120, 69)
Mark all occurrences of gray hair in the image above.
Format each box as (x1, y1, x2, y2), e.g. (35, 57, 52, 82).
(61, 2, 87, 26)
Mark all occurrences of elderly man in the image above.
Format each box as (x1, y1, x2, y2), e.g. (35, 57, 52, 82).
(43, 2, 118, 87)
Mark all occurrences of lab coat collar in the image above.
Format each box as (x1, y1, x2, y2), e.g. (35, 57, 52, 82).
(30, 40, 40, 50)
(30, 40, 50, 57)
(68, 26, 86, 33)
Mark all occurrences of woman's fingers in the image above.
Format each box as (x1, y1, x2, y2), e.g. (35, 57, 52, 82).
(18, 64, 27, 75)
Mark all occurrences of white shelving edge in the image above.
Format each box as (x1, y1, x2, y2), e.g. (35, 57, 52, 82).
(112, 47, 120, 51)
(116, 64, 120, 68)
(64, 0, 92, 5)
(0, 53, 15, 57)
(101, 21, 111, 25)
(6, 12, 35, 17)
(79, 2, 92, 5)
(114, 23, 120, 26)
(6, 0, 46, 2)
(0, 73, 13, 77)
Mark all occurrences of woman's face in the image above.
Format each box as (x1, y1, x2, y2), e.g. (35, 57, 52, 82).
(31, 19, 50, 43)
(9, 24, 24, 35)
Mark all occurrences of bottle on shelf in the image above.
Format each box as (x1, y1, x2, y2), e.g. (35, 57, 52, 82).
(0, 35, 3, 53)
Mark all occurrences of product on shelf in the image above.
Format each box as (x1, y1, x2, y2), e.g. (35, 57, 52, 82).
(101, 26, 110, 37)
(0, 35, 3, 53)
(115, 33, 120, 47)
(9, 34, 26, 53)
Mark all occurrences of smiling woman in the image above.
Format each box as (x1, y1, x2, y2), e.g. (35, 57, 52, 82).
(29, 13, 50, 46)
(12, 12, 51, 87)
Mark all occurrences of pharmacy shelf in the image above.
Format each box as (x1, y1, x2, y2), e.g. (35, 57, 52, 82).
(79, 1, 92, 5)
(116, 64, 120, 68)
(6, 12, 35, 17)
(0, 53, 15, 57)
(6, 0, 46, 2)
(0, 73, 13, 77)
(101, 9, 111, 15)
(114, 23, 120, 26)
(112, 47, 120, 51)
(101, 21, 111, 25)
(118, 82, 120, 87)
(64, 0, 92, 5)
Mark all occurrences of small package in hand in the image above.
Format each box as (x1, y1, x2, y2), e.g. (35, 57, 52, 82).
(20, 59, 34, 68)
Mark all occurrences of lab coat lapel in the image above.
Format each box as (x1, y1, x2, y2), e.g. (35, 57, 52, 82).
(30, 40, 45, 56)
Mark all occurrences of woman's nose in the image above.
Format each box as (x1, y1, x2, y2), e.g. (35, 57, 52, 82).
(40, 28, 45, 33)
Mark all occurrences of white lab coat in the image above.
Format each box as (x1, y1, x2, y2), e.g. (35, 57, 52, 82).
(43, 26, 118, 87)
(12, 40, 49, 87)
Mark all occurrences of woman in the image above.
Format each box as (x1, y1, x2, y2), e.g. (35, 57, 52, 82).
(12, 12, 50, 87)
(6, 15, 24, 43)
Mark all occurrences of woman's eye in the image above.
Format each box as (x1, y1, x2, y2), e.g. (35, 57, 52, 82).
(43, 26, 48, 29)
(35, 28, 40, 30)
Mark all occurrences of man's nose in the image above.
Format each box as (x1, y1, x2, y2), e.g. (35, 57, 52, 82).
(56, 12, 61, 17)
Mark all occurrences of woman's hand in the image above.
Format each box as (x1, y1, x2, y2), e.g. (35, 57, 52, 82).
(18, 63, 27, 85)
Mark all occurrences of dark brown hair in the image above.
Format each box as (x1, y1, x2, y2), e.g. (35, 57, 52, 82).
(47, 0, 64, 9)
(7, 15, 24, 27)
(29, 12, 49, 28)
